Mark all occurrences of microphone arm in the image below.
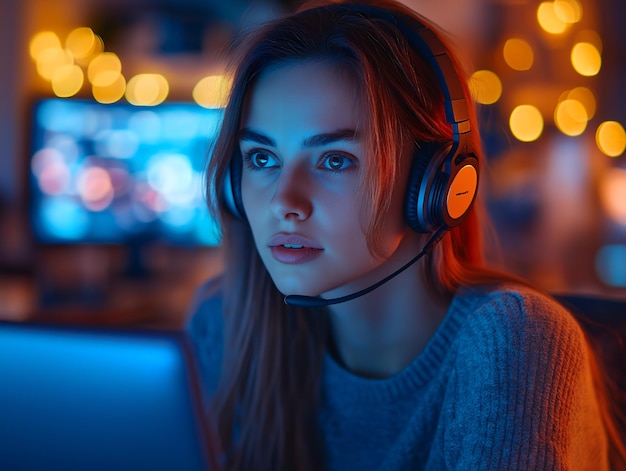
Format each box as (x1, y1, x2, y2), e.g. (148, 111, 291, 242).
(284, 226, 447, 308)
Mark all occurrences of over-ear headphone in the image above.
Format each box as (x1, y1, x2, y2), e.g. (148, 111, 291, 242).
(223, 3, 479, 233)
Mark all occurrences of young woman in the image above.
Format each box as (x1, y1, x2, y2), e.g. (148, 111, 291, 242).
(189, 0, 625, 469)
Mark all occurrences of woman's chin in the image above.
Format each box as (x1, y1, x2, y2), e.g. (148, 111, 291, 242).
(273, 279, 335, 299)
(276, 285, 321, 298)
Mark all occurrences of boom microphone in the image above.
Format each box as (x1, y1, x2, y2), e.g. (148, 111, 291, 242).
(284, 227, 447, 307)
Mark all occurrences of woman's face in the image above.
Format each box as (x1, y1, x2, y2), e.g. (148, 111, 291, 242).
(239, 60, 413, 298)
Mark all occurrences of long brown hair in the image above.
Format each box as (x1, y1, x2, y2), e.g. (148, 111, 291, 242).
(204, 1, 626, 469)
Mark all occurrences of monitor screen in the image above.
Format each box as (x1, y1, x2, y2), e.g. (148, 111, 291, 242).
(0, 321, 219, 470)
(28, 98, 223, 246)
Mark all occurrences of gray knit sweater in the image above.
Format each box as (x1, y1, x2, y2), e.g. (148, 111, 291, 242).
(187, 282, 609, 470)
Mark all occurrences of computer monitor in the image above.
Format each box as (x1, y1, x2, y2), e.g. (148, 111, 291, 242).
(0, 321, 219, 471)
(28, 98, 223, 247)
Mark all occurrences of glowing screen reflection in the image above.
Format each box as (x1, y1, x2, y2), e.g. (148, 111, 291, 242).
(29, 99, 223, 246)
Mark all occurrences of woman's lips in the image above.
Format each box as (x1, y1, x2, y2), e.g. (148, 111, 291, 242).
(270, 246, 324, 264)
(268, 234, 323, 264)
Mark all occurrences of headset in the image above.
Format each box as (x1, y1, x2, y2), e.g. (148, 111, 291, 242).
(222, 3, 479, 234)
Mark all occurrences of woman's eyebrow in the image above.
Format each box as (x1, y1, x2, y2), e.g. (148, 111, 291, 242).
(303, 129, 359, 148)
(238, 129, 275, 147)
(238, 128, 359, 148)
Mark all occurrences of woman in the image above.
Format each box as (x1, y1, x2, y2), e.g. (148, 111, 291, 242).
(190, 0, 625, 469)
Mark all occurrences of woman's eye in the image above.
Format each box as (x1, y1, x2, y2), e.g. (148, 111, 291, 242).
(244, 151, 278, 169)
(321, 153, 355, 171)
(254, 153, 269, 167)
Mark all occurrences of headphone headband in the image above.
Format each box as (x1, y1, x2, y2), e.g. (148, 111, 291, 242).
(336, 4, 472, 150)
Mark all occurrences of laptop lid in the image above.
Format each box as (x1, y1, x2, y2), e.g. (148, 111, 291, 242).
(0, 321, 219, 471)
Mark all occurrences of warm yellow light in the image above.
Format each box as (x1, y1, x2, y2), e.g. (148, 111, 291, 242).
(51, 64, 84, 97)
(554, 99, 587, 136)
(36, 47, 74, 81)
(193, 75, 233, 108)
(73, 35, 105, 68)
(599, 168, 626, 224)
(596, 121, 626, 157)
(87, 52, 122, 87)
(575, 29, 602, 54)
(126, 74, 169, 106)
(554, 0, 582, 23)
(92, 35, 104, 56)
(468, 70, 502, 105)
(537, 2, 568, 34)
(503, 38, 534, 71)
(567, 87, 596, 120)
(509, 105, 544, 142)
(65, 27, 97, 60)
(571, 42, 601, 76)
(29, 31, 61, 60)
(92, 74, 126, 104)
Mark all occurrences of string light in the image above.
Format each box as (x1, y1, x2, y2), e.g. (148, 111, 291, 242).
(87, 52, 122, 87)
(575, 29, 602, 54)
(553, 0, 583, 24)
(51, 64, 84, 97)
(92, 74, 127, 104)
(503, 38, 534, 71)
(537, 2, 568, 34)
(468, 70, 502, 105)
(566, 87, 596, 120)
(126, 74, 169, 106)
(510, 105, 544, 142)
(36, 47, 74, 82)
(29, 31, 61, 61)
(554, 99, 588, 136)
(65, 27, 98, 60)
(193, 75, 233, 108)
(596, 121, 626, 157)
(571, 42, 602, 76)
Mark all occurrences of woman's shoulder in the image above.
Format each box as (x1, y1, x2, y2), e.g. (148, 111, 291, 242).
(452, 282, 587, 358)
(455, 281, 581, 328)
(441, 283, 608, 469)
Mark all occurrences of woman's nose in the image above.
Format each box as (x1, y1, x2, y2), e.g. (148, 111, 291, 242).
(269, 166, 313, 221)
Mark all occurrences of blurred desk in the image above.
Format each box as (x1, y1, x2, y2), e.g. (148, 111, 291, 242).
(0, 246, 223, 328)
(36, 277, 202, 328)
(0, 275, 37, 322)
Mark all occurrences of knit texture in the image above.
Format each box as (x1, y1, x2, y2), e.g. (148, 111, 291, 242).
(187, 281, 609, 470)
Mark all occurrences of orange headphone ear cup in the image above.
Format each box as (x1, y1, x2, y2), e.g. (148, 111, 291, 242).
(441, 154, 479, 227)
(405, 142, 479, 233)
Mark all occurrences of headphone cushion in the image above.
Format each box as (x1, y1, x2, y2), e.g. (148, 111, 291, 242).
(405, 142, 442, 232)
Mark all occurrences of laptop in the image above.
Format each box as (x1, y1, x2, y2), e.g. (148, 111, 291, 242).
(0, 321, 219, 471)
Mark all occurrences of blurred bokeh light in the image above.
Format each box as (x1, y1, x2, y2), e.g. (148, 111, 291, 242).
(65, 27, 98, 61)
(571, 42, 602, 76)
(596, 121, 626, 157)
(599, 168, 626, 224)
(503, 38, 534, 71)
(510, 105, 544, 142)
(126, 74, 169, 106)
(468, 70, 502, 105)
(193, 75, 233, 109)
(537, 2, 569, 34)
(554, 98, 588, 136)
(87, 52, 122, 87)
(92, 75, 125, 104)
